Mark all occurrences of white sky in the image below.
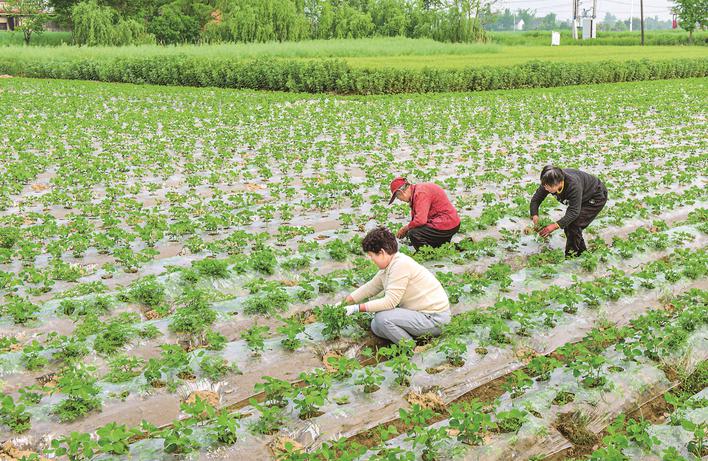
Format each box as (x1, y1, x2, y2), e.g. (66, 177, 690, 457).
(495, 0, 676, 20)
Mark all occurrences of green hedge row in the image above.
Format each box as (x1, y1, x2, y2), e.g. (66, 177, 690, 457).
(2, 55, 706, 94)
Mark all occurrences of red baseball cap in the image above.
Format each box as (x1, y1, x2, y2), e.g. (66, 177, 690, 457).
(388, 177, 408, 205)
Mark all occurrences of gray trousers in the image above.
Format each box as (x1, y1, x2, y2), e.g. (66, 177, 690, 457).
(370, 308, 452, 344)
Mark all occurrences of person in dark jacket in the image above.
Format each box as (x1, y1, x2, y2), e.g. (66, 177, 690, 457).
(388, 177, 461, 250)
(530, 166, 608, 257)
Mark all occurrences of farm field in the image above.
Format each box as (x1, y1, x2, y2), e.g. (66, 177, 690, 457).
(0, 76, 706, 460)
(2, 38, 707, 70)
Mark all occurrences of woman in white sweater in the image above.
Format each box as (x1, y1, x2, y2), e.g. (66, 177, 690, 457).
(342, 227, 452, 344)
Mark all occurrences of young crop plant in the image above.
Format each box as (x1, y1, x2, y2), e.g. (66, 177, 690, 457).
(316, 304, 354, 340)
(408, 425, 451, 461)
(241, 325, 270, 356)
(96, 422, 139, 455)
(243, 285, 291, 316)
(192, 258, 230, 279)
(21, 340, 48, 371)
(93, 317, 137, 355)
(211, 409, 240, 444)
(440, 336, 467, 367)
(448, 399, 496, 445)
(249, 398, 286, 435)
(354, 366, 385, 393)
(326, 238, 350, 262)
(52, 365, 102, 423)
(127, 275, 167, 309)
(495, 408, 529, 433)
(568, 345, 609, 389)
(204, 331, 227, 351)
(249, 248, 277, 275)
(624, 417, 661, 452)
(160, 418, 201, 454)
(254, 376, 293, 408)
(49, 431, 100, 461)
(291, 369, 331, 419)
(526, 355, 562, 381)
(199, 354, 238, 381)
(485, 262, 512, 291)
(380, 339, 418, 387)
(0, 394, 31, 433)
(680, 418, 706, 458)
(502, 370, 534, 398)
(169, 288, 217, 338)
(18, 386, 43, 406)
(143, 358, 165, 387)
(399, 404, 447, 461)
(104, 355, 145, 383)
(277, 315, 306, 351)
(4, 295, 40, 324)
(326, 354, 361, 380)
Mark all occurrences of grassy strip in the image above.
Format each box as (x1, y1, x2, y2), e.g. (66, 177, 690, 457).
(2, 32, 705, 50)
(1, 54, 706, 94)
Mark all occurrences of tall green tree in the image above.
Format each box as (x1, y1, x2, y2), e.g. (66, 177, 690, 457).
(2, 0, 52, 45)
(71, 0, 115, 45)
(672, 0, 708, 43)
(368, 0, 408, 36)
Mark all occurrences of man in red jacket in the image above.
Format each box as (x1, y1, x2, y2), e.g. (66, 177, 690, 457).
(388, 177, 461, 250)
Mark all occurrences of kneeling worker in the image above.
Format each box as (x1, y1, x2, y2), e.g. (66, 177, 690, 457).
(341, 227, 452, 344)
(388, 177, 460, 250)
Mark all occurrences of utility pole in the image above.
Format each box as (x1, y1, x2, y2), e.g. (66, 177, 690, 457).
(572, 0, 578, 39)
(640, 0, 645, 45)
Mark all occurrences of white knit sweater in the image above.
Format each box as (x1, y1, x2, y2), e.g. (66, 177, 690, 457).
(350, 252, 450, 314)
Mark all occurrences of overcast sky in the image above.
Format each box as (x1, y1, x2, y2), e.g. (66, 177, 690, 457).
(495, 0, 676, 21)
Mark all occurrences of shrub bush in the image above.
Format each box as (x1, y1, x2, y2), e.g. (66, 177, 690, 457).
(1, 55, 705, 95)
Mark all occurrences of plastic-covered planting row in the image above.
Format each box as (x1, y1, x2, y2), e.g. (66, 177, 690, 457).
(363, 297, 707, 461)
(1, 224, 705, 451)
(64, 265, 706, 460)
(2, 226, 704, 445)
(621, 387, 707, 461)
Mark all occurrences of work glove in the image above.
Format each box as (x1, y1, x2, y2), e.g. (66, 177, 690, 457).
(538, 223, 559, 238)
(344, 305, 359, 316)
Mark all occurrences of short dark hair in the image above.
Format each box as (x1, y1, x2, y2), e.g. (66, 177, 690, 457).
(540, 165, 564, 186)
(362, 227, 398, 254)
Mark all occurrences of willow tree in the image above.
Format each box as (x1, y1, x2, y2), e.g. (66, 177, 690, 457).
(214, 0, 309, 43)
(432, 0, 496, 42)
(71, 0, 116, 46)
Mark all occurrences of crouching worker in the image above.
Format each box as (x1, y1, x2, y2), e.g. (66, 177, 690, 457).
(341, 227, 452, 344)
(388, 177, 460, 251)
(530, 165, 608, 257)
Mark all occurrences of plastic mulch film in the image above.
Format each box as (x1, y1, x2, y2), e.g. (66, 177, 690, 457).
(464, 352, 675, 460)
(248, 279, 706, 455)
(293, 329, 524, 449)
(2, 231, 704, 453)
(372, 342, 684, 461)
(662, 325, 708, 376)
(624, 388, 708, 461)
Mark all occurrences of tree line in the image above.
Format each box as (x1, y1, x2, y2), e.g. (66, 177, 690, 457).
(50, 0, 498, 45)
(2, 0, 706, 46)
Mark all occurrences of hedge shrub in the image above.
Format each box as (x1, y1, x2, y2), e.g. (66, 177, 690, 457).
(1, 55, 706, 94)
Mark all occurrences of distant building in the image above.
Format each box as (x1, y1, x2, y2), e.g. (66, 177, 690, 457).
(0, 1, 62, 31)
(515, 19, 525, 31)
(0, 1, 18, 31)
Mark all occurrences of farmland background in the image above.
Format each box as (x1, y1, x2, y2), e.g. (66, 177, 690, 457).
(0, 0, 707, 460)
